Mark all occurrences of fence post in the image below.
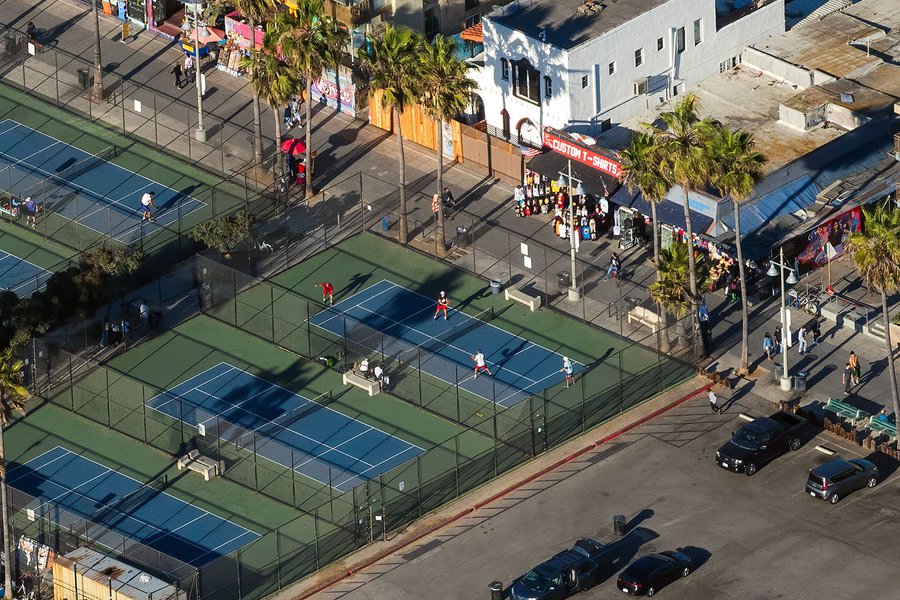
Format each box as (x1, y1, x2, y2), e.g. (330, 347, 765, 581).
(54, 51, 59, 105)
(153, 94, 159, 147)
(120, 75, 126, 133)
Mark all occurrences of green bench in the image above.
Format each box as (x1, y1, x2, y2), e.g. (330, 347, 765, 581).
(824, 398, 869, 425)
(867, 415, 898, 442)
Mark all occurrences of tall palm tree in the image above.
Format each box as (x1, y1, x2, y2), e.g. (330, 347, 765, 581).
(619, 131, 672, 350)
(649, 94, 718, 360)
(358, 25, 423, 244)
(90, 0, 104, 101)
(708, 128, 766, 376)
(845, 205, 900, 421)
(240, 31, 299, 181)
(0, 349, 29, 600)
(419, 35, 476, 256)
(274, 1, 348, 199)
(230, 0, 276, 171)
(650, 242, 710, 348)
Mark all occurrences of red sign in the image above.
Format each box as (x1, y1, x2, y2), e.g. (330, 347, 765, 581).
(543, 131, 621, 178)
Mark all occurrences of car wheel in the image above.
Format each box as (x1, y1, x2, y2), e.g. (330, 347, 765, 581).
(682, 567, 691, 577)
(789, 437, 801, 451)
(829, 493, 840, 504)
(867, 476, 878, 488)
(646, 587, 656, 597)
(745, 463, 757, 476)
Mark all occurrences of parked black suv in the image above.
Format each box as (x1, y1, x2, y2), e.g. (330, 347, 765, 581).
(509, 539, 606, 600)
(806, 458, 879, 504)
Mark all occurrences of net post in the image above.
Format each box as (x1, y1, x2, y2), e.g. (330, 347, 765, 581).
(417, 350, 423, 407)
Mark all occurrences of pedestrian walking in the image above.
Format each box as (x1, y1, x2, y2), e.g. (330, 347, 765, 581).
(171, 63, 184, 88)
(797, 325, 807, 354)
(139, 191, 156, 222)
(842, 362, 853, 395)
(560, 356, 574, 388)
(100, 318, 111, 347)
(441, 187, 455, 209)
(22, 197, 38, 228)
(606, 252, 620, 285)
(433, 291, 450, 320)
(811, 320, 821, 346)
(471, 349, 492, 378)
(290, 96, 302, 126)
(849, 351, 860, 386)
(120, 319, 131, 344)
(184, 55, 195, 83)
(139, 301, 150, 327)
(763, 332, 774, 360)
(709, 390, 720, 414)
(316, 281, 334, 306)
(774, 325, 783, 354)
(284, 106, 293, 128)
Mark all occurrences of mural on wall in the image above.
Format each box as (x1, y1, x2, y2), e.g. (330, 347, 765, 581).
(311, 66, 356, 116)
(796, 207, 862, 269)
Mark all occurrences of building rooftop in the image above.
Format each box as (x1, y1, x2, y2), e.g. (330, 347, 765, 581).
(487, 0, 671, 50)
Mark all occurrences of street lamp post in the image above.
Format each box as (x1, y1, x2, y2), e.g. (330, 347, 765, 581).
(767, 246, 799, 391)
(556, 159, 585, 302)
(191, 2, 206, 143)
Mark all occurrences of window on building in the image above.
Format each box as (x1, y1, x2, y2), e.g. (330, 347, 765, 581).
(599, 119, 612, 132)
(581, 74, 589, 88)
(657, 37, 664, 51)
(424, 7, 439, 38)
(634, 47, 644, 67)
(608, 61, 616, 75)
(676, 26, 685, 53)
(544, 75, 552, 98)
(500, 58, 509, 81)
(465, 14, 481, 27)
(512, 59, 541, 103)
(693, 18, 702, 45)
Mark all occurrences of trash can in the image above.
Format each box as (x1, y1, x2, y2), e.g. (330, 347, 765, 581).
(489, 581, 503, 600)
(557, 271, 571, 289)
(77, 68, 91, 91)
(613, 514, 626, 536)
(794, 371, 807, 393)
(490, 279, 502, 295)
(4, 34, 20, 55)
(456, 226, 469, 248)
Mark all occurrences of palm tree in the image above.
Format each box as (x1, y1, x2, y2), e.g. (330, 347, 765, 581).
(0, 349, 29, 600)
(240, 31, 299, 181)
(230, 0, 276, 171)
(90, 0, 104, 101)
(358, 25, 423, 244)
(650, 242, 710, 348)
(274, 1, 348, 199)
(619, 131, 672, 350)
(708, 128, 766, 375)
(649, 94, 718, 359)
(845, 205, 900, 422)
(419, 35, 476, 256)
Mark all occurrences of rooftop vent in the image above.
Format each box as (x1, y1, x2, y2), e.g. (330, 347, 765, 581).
(839, 92, 854, 104)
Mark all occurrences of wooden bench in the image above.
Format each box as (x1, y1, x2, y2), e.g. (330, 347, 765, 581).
(504, 287, 542, 311)
(824, 398, 868, 425)
(177, 449, 221, 481)
(343, 370, 380, 396)
(626, 306, 660, 332)
(866, 415, 898, 442)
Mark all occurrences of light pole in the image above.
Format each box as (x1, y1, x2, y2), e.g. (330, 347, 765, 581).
(767, 246, 799, 391)
(190, 2, 206, 142)
(556, 160, 585, 302)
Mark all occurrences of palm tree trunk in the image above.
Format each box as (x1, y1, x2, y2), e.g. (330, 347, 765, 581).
(680, 186, 701, 360)
(881, 291, 900, 421)
(434, 119, 446, 256)
(91, 0, 104, 102)
(0, 424, 12, 600)
(734, 200, 750, 375)
(249, 18, 263, 170)
(650, 201, 670, 353)
(304, 77, 314, 199)
(396, 109, 408, 244)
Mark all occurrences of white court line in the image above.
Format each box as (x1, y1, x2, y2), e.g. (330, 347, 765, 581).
(190, 529, 261, 566)
(0, 250, 54, 295)
(333, 446, 421, 489)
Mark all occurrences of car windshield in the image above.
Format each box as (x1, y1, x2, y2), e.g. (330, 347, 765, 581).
(732, 428, 765, 450)
(521, 569, 551, 591)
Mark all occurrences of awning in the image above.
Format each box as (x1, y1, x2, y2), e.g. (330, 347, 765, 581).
(526, 151, 621, 199)
(461, 23, 483, 43)
(611, 186, 715, 236)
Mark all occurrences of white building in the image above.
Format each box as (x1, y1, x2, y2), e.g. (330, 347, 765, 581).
(472, 0, 785, 141)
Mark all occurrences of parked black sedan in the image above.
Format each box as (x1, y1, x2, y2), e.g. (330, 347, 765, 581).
(616, 551, 692, 596)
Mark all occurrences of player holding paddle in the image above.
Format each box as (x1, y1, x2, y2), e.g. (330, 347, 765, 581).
(315, 281, 334, 306)
(433, 290, 450, 320)
(471, 349, 492, 379)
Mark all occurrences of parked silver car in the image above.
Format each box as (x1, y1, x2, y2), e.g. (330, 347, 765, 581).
(805, 458, 879, 504)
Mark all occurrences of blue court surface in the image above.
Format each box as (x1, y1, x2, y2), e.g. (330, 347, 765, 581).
(147, 363, 423, 492)
(309, 280, 582, 407)
(8, 447, 258, 567)
(0, 120, 205, 243)
(0, 249, 52, 296)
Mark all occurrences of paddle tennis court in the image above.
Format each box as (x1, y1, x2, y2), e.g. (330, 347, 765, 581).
(8, 446, 258, 567)
(308, 279, 582, 407)
(0, 248, 52, 296)
(146, 363, 424, 492)
(0, 119, 205, 243)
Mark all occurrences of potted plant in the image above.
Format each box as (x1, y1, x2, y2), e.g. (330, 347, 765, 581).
(189, 210, 255, 258)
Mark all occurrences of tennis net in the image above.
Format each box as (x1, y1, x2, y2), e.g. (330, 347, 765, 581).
(20, 145, 117, 202)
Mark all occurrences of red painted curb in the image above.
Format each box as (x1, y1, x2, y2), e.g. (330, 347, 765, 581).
(291, 382, 713, 600)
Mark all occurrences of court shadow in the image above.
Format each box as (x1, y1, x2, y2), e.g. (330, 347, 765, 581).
(336, 273, 373, 298)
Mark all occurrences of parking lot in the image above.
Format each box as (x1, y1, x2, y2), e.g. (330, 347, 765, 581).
(309, 388, 900, 599)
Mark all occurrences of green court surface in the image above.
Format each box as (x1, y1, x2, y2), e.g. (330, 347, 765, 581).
(0, 84, 249, 255)
(0, 223, 73, 268)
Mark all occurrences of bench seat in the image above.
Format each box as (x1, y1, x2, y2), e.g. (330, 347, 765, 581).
(343, 370, 380, 396)
(866, 416, 898, 441)
(177, 449, 221, 481)
(627, 306, 660, 332)
(504, 287, 541, 311)
(824, 398, 868, 425)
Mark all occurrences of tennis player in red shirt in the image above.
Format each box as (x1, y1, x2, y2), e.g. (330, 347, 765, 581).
(433, 291, 450, 320)
(316, 281, 334, 306)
